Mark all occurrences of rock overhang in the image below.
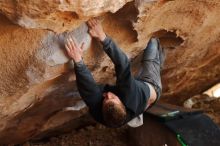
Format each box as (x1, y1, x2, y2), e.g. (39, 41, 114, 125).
(0, 0, 219, 144)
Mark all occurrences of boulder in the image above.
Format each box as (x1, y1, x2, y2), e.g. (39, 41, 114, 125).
(0, 0, 219, 144)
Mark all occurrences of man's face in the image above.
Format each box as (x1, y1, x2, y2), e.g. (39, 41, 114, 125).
(103, 92, 123, 106)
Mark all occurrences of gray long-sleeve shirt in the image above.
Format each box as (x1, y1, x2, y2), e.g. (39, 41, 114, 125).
(74, 36, 150, 127)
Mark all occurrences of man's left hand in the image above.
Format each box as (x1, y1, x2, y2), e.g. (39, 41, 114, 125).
(65, 37, 84, 63)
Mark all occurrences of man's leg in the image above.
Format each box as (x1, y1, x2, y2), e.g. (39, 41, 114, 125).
(127, 38, 164, 127)
(139, 38, 165, 108)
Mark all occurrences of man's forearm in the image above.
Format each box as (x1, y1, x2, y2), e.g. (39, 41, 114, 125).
(102, 36, 130, 69)
(101, 36, 134, 84)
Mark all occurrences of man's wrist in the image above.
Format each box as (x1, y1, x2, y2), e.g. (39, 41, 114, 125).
(73, 57, 82, 63)
(101, 35, 111, 47)
(99, 33, 107, 42)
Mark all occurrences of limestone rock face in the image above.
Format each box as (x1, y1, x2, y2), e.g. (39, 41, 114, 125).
(0, 0, 219, 144)
(0, 0, 132, 33)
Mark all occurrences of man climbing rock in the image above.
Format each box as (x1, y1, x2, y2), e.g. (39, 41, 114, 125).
(65, 18, 165, 128)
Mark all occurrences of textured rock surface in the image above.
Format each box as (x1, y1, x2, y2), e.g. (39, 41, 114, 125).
(0, 0, 219, 144)
(0, 0, 132, 33)
(184, 94, 220, 125)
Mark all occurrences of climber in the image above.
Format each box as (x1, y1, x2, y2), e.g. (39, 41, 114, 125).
(65, 18, 165, 128)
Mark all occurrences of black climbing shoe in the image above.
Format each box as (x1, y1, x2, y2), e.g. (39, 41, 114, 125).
(140, 37, 165, 99)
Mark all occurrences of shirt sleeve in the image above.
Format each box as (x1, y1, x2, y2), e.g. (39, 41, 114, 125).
(102, 36, 134, 87)
(74, 60, 103, 110)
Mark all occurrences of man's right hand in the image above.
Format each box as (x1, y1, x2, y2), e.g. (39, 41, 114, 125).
(87, 18, 106, 42)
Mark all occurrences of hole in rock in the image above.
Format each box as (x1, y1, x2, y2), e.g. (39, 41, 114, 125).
(103, 1, 139, 44)
(102, 66, 108, 72)
(152, 30, 184, 49)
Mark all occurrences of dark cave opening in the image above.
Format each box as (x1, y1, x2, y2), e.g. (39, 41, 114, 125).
(152, 30, 184, 49)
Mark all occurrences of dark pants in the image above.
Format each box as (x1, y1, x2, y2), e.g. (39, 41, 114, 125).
(139, 38, 163, 101)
